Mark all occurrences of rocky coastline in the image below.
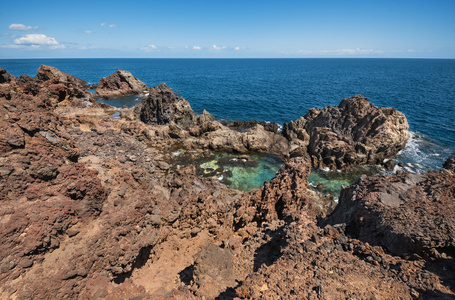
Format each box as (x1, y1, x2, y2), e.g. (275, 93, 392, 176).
(0, 66, 453, 299)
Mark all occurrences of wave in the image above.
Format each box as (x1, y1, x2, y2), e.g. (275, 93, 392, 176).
(395, 131, 455, 173)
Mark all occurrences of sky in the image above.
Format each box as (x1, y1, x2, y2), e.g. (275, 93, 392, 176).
(1, 0, 454, 59)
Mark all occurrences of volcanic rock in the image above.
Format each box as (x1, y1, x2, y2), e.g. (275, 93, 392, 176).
(0, 68, 18, 83)
(95, 69, 148, 99)
(283, 94, 410, 170)
(326, 164, 455, 258)
(140, 83, 198, 128)
(36, 65, 88, 87)
(236, 155, 320, 227)
(1, 66, 453, 299)
(443, 156, 455, 173)
(191, 244, 236, 298)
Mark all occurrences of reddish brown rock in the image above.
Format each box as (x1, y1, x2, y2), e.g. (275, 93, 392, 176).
(1, 66, 453, 300)
(95, 69, 148, 99)
(327, 164, 455, 258)
(283, 95, 410, 170)
(36, 65, 88, 87)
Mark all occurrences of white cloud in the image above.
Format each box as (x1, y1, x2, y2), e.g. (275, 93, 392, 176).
(142, 44, 159, 51)
(14, 34, 59, 46)
(193, 46, 201, 50)
(101, 23, 117, 27)
(297, 48, 383, 55)
(84, 30, 93, 34)
(234, 47, 240, 51)
(211, 44, 226, 50)
(8, 23, 38, 31)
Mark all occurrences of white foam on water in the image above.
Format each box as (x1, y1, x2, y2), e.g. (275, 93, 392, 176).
(396, 131, 453, 173)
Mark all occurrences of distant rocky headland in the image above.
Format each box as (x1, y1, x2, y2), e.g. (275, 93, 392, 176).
(0, 65, 453, 299)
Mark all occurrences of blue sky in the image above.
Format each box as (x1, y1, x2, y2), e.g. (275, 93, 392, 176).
(1, 0, 454, 58)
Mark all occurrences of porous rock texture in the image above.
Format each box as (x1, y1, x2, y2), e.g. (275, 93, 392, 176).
(95, 69, 148, 99)
(140, 82, 198, 128)
(0, 66, 453, 299)
(283, 94, 410, 170)
(327, 161, 455, 259)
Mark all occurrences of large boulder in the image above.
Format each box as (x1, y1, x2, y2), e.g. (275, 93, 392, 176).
(283, 95, 410, 170)
(95, 69, 148, 99)
(36, 65, 88, 87)
(326, 159, 455, 258)
(140, 83, 198, 129)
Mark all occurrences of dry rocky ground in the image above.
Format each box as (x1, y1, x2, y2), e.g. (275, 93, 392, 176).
(0, 66, 453, 299)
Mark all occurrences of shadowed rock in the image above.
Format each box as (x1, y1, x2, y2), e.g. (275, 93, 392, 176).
(326, 158, 455, 258)
(140, 83, 198, 128)
(0, 69, 18, 83)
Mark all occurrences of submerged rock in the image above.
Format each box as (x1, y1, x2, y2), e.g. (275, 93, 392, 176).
(95, 69, 148, 99)
(284, 95, 410, 170)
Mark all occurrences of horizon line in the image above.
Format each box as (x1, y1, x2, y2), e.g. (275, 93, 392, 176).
(1, 57, 454, 60)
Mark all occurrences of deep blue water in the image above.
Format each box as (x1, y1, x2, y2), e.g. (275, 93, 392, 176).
(1, 58, 454, 172)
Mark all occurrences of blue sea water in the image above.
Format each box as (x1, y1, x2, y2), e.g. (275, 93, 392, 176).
(2, 58, 455, 177)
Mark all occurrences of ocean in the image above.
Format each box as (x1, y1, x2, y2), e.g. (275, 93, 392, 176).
(1, 58, 454, 178)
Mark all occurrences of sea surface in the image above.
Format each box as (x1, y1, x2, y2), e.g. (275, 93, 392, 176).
(2, 58, 454, 193)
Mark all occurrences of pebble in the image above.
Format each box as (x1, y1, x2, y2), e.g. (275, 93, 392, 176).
(21, 259, 33, 268)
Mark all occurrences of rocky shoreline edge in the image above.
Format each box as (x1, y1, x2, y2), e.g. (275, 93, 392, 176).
(0, 65, 454, 299)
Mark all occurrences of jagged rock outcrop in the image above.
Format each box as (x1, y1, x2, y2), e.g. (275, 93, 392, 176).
(95, 69, 148, 99)
(284, 95, 410, 170)
(235, 155, 336, 228)
(0, 69, 18, 83)
(140, 83, 198, 128)
(36, 65, 88, 87)
(327, 158, 455, 258)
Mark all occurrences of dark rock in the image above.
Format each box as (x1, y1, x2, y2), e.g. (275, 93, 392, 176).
(140, 83, 198, 129)
(0, 69, 18, 83)
(382, 160, 396, 171)
(443, 156, 455, 172)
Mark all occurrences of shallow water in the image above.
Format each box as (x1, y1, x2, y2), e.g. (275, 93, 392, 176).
(174, 151, 284, 192)
(97, 94, 146, 108)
